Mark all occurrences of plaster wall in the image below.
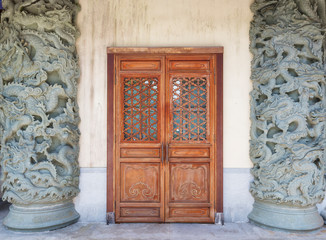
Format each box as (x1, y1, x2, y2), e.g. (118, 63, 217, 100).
(76, 0, 253, 168)
(73, 169, 326, 222)
(74, 168, 255, 222)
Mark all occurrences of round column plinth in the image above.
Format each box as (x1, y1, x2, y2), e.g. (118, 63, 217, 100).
(248, 201, 323, 231)
(3, 201, 80, 232)
(320, 210, 326, 224)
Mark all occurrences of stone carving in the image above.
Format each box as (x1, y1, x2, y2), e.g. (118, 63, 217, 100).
(249, 0, 326, 230)
(0, 0, 81, 231)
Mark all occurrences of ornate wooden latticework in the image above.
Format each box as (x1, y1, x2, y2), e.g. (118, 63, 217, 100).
(172, 77, 208, 142)
(122, 77, 159, 142)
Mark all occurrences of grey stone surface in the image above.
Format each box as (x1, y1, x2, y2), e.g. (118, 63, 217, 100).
(1, 204, 326, 240)
(73, 168, 255, 223)
(74, 168, 107, 222)
(0, 0, 81, 231)
(250, 200, 323, 231)
(3, 202, 79, 232)
(249, 0, 326, 230)
(73, 167, 326, 223)
(223, 168, 254, 223)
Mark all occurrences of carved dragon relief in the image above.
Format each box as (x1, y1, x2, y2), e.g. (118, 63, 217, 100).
(0, 0, 81, 204)
(250, 0, 326, 207)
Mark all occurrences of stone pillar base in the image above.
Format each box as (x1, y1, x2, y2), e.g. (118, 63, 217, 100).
(248, 200, 323, 231)
(3, 201, 79, 232)
(320, 210, 326, 224)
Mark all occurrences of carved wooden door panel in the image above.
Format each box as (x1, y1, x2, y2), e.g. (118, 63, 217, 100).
(115, 56, 165, 222)
(165, 56, 215, 223)
(113, 51, 219, 223)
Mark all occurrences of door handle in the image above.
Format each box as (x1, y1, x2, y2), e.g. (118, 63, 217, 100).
(161, 143, 164, 164)
(166, 144, 169, 163)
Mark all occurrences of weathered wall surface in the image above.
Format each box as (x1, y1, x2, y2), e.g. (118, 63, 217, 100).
(77, 0, 253, 168)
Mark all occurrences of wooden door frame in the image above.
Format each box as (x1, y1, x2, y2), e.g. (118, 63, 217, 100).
(107, 47, 224, 224)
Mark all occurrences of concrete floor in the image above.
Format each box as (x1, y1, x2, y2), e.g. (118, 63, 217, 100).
(1, 203, 326, 240)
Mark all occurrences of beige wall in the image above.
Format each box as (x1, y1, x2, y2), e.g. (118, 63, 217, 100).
(77, 0, 253, 168)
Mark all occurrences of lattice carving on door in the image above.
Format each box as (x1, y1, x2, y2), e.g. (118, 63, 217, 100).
(122, 77, 159, 142)
(172, 76, 208, 142)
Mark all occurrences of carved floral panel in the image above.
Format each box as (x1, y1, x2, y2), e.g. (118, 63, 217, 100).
(120, 163, 160, 202)
(170, 163, 209, 202)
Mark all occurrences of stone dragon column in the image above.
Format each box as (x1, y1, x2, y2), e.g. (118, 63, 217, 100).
(248, 0, 326, 231)
(0, 0, 81, 231)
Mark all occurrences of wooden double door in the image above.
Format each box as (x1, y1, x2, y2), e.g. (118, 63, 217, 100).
(111, 49, 223, 223)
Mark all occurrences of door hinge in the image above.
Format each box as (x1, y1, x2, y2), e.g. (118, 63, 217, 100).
(214, 71, 216, 85)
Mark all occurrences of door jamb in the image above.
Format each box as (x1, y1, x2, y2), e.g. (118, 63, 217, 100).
(215, 52, 224, 224)
(107, 53, 115, 224)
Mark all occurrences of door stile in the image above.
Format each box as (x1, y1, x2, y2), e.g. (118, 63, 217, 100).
(107, 53, 115, 216)
(164, 54, 169, 222)
(160, 55, 166, 221)
(209, 55, 216, 220)
(115, 55, 121, 221)
(215, 53, 224, 213)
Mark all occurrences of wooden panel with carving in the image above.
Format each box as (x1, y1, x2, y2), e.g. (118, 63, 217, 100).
(112, 51, 221, 223)
(120, 148, 160, 158)
(120, 163, 160, 202)
(169, 148, 210, 158)
(169, 208, 210, 218)
(170, 163, 209, 202)
(121, 208, 160, 217)
(169, 61, 210, 71)
(121, 60, 161, 71)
